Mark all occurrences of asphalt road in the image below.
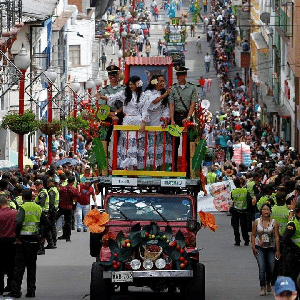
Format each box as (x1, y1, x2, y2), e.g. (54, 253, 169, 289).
(3, 213, 265, 300)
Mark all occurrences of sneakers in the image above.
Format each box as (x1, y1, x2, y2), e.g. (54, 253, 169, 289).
(77, 228, 81, 232)
(267, 282, 272, 293)
(66, 238, 71, 242)
(260, 286, 266, 296)
(7, 292, 22, 298)
(244, 241, 249, 246)
(83, 228, 88, 232)
(234, 242, 240, 246)
(57, 236, 66, 240)
(25, 291, 35, 297)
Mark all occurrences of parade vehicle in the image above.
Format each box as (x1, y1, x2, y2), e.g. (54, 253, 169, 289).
(163, 17, 187, 66)
(88, 57, 206, 300)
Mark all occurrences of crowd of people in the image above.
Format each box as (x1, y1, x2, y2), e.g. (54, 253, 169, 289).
(197, 0, 300, 298)
(0, 162, 98, 298)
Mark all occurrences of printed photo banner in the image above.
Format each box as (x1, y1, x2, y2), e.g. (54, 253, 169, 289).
(197, 180, 235, 212)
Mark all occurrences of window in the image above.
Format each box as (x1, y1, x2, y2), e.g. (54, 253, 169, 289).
(69, 45, 80, 67)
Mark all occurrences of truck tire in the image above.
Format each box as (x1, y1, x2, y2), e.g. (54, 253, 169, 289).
(90, 262, 111, 300)
(90, 233, 102, 257)
(183, 262, 205, 300)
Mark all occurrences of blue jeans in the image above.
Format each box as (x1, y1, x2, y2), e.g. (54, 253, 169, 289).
(205, 62, 210, 72)
(255, 246, 275, 287)
(76, 204, 90, 230)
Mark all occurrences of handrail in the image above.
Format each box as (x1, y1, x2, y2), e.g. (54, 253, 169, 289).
(112, 123, 187, 177)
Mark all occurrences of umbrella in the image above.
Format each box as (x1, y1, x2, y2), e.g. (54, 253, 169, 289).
(54, 158, 81, 167)
(9, 151, 33, 168)
(201, 99, 211, 109)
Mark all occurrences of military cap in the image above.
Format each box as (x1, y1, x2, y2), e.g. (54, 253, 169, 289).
(175, 66, 189, 74)
(106, 65, 120, 75)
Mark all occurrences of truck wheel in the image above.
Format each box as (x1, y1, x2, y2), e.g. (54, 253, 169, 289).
(183, 262, 205, 300)
(90, 233, 102, 257)
(90, 262, 111, 300)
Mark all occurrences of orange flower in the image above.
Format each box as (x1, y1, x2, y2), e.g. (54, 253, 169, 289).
(84, 210, 110, 233)
(198, 211, 218, 232)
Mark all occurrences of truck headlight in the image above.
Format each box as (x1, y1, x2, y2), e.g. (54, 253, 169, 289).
(130, 259, 141, 270)
(155, 258, 166, 269)
(143, 259, 153, 270)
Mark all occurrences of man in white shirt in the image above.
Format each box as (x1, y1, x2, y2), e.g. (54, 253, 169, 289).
(204, 53, 211, 72)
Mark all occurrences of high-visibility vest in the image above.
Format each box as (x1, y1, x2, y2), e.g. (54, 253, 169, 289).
(35, 188, 49, 213)
(289, 218, 300, 248)
(49, 186, 59, 208)
(232, 187, 248, 211)
(16, 195, 23, 207)
(206, 172, 217, 184)
(9, 200, 17, 210)
(20, 202, 42, 236)
(271, 205, 289, 236)
(246, 181, 255, 199)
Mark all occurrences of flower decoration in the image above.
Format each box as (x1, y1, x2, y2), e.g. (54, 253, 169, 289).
(84, 210, 110, 233)
(136, 80, 143, 87)
(151, 79, 158, 85)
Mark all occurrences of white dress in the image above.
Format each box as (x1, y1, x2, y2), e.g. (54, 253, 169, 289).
(107, 90, 148, 169)
(143, 90, 172, 168)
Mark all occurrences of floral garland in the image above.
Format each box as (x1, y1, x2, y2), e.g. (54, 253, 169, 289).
(100, 222, 192, 271)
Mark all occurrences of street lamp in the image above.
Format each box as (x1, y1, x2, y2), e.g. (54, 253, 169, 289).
(117, 50, 123, 70)
(70, 79, 80, 154)
(103, 72, 109, 87)
(86, 78, 95, 109)
(14, 48, 30, 173)
(121, 31, 127, 53)
(44, 67, 57, 166)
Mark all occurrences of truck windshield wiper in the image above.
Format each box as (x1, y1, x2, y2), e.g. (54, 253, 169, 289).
(146, 202, 168, 222)
(111, 204, 131, 221)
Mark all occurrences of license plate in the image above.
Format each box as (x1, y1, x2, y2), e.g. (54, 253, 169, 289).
(111, 271, 133, 283)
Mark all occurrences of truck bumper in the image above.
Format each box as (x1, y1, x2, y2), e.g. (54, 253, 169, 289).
(103, 270, 193, 279)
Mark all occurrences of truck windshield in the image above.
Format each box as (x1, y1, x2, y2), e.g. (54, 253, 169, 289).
(106, 196, 193, 221)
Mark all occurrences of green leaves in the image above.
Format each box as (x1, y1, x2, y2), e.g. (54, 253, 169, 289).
(192, 139, 207, 171)
(91, 137, 107, 170)
(175, 230, 185, 248)
(1, 110, 40, 135)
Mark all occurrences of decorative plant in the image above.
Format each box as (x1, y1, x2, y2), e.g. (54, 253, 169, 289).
(39, 119, 64, 136)
(65, 115, 89, 132)
(1, 110, 40, 135)
(99, 222, 192, 271)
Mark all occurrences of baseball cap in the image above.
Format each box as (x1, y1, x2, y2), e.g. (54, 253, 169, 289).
(34, 179, 43, 186)
(274, 276, 296, 295)
(277, 161, 284, 166)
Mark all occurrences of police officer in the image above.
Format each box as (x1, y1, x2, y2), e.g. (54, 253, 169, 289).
(99, 65, 124, 125)
(34, 179, 49, 255)
(230, 177, 252, 246)
(9, 189, 50, 298)
(271, 193, 294, 282)
(169, 66, 197, 172)
(45, 178, 60, 249)
(282, 202, 300, 284)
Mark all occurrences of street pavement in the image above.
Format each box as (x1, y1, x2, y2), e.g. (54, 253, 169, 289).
(3, 214, 264, 300)
(0, 4, 266, 300)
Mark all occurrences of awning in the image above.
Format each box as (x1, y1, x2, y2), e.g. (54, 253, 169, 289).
(52, 10, 74, 31)
(22, 0, 57, 22)
(250, 32, 268, 51)
(276, 105, 291, 118)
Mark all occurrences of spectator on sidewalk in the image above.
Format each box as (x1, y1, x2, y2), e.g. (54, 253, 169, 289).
(100, 53, 107, 71)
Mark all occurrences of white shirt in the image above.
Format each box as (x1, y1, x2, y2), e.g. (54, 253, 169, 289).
(204, 55, 211, 63)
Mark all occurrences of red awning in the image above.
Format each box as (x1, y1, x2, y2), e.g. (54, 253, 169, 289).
(125, 56, 173, 66)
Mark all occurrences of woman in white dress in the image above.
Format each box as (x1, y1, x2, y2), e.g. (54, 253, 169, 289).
(140, 75, 172, 170)
(98, 76, 148, 169)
